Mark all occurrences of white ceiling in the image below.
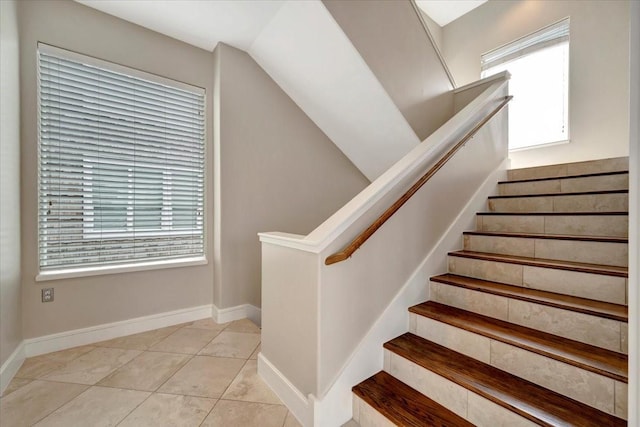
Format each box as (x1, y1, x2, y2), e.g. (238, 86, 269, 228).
(416, 0, 487, 27)
(76, 0, 286, 52)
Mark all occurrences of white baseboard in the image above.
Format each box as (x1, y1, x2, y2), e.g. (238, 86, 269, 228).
(0, 342, 26, 395)
(24, 304, 214, 358)
(258, 353, 312, 426)
(304, 160, 509, 426)
(213, 303, 262, 327)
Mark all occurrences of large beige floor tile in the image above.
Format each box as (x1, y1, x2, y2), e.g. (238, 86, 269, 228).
(15, 345, 96, 379)
(225, 319, 261, 333)
(97, 326, 182, 351)
(118, 393, 215, 427)
(41, 347, 141, 385)
(222, 360, 281, 404)
(184, 318, 228, 332)
(565, 157, 628, 176)
(199, 331, 261, 359)
(201, 400, 287, 427)
(1, 377, 32, 397)
(284, 411, 304, 427)
(0, 380, 88, 427)
(34, 386, 149, 427)
(250, 344, 261, 360)
(98, 351, 190, 391)
(507, 164, 567, 181)
(150, 327, 220, 354)
(14, 356, 64, 379)
(159, 356, 244, 398)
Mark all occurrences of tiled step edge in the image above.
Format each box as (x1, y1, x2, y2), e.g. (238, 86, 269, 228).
(409, 301, 628, 382)
(352, 371, 474, 427)
(385, 333, 627, 427)
(488, 189, 629, 200)
(449, 250, 628, 277)
(463, 231, 628, 243)
(499, 170, 629, 185)
(431, 273, 628, 322)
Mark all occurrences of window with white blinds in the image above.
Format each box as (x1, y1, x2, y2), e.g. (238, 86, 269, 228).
(481, 18, 570, 151)
(38, 44, 205, 272)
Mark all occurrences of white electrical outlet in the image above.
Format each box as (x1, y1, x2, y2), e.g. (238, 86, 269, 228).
(42, 288, 54, 302)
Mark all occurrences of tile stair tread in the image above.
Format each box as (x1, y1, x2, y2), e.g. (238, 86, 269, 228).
(352, 371, 474, 427)
(488, 189, 629, 199)
(477, 211, 628, 216)
(409, 301, 627, 382)
(384, 333, 627, 427)
(431, 273, 628, 322)
(449, 250, 628, 277)
(498, 170, 628, 185)
(463, 230, 628, 243)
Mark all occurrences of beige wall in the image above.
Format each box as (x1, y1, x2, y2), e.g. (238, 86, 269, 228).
(442, 0, 630, 168)
(18, 0, 215, 338)
(214, 43, 368, 309)
(324, 0, 454, 142)
(419, 8, 443, 53)
(1, 0, 23, 365)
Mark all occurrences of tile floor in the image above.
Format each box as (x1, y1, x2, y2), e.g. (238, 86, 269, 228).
(0, 318, 304, 427)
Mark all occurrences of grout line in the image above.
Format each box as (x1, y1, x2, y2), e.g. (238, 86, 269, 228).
(113, 387, 154, 426)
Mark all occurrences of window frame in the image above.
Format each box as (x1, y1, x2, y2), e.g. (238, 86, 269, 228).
(36, 43, 208, 281)
(481, 18, 570, 151)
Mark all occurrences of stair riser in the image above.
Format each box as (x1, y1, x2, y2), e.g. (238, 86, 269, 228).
(352, 395, 395, 427)
(476, 214, 628, 237)
(507, 158, 629, 181)
(499, 173, 628, 196)
(448, 256, 627, 304)
(384, 350, 538, 427)
(463, 235, 628, 267)
(488, 193, 628, 213)
(410, 313, 627, 418)
(430, 282, 627, 353)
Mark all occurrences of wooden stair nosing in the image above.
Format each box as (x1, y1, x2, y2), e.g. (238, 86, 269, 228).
(463, 231, 628, 244)
(477, 211, 628, 216)
(352, 371, 474, 427)
(488, 189, 629, 199)
(449, 250, 628, 277)
(384, 334, 626, 427)
(498, 170, 629, 185)
(431, 274, 628, 322)
(409, 301, 628, 382)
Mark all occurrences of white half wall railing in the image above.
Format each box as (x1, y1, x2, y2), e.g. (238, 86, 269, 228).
(259, 72, 511, 426)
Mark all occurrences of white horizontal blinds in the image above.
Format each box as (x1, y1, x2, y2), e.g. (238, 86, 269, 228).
(38, 45, 205, 270)
(481, 18, 570, 72)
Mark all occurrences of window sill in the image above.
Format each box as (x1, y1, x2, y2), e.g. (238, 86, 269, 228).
(509, 139, 570, 152)
(36, 256, 208, 282)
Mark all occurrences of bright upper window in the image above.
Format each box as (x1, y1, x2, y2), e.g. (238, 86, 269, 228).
(481, 18, 570, 151)
(38, 44, 205, 273)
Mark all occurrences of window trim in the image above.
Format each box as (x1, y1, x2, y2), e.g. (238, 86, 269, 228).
(481, 18, 570, 151)
(37, 43, 208, 277)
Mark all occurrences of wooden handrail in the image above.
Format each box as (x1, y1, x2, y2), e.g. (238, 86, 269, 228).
(325, 95, 513, 266)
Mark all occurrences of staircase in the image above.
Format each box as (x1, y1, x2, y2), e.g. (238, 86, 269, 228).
(351, 157, 629, 426)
